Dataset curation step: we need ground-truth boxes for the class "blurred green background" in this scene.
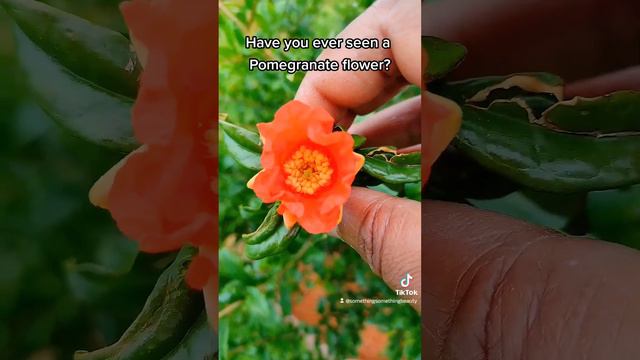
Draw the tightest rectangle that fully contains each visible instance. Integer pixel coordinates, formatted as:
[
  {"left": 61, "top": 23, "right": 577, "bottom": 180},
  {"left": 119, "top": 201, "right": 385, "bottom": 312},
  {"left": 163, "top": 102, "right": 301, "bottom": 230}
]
[
  {"left": 0, "top": 1, "right": 172, "bottom": 359},
  {"left": 218, "top": 0, "right": 421, "bottom": 359}
]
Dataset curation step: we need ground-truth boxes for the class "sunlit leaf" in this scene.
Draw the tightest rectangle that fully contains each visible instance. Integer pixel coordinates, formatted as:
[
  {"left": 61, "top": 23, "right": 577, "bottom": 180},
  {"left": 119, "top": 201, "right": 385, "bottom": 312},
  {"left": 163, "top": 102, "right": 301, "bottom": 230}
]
[
  {"left": 245, "top": 223, "right": 300, "bottom": 260},
  {"left": 352, "top": 134, "right": 366, "bottom": 148},
  {"left": 219, "top": 118, "right": 262, "bottom": 153},
  {"left": 361, "top": 155, "right": 420, "bottom": 184},
  {"left": 220, "top": 119, "right": 262, "bottom": 171},
  {"left": 222, "top": 131, "right": 262, "bottom": 171}
]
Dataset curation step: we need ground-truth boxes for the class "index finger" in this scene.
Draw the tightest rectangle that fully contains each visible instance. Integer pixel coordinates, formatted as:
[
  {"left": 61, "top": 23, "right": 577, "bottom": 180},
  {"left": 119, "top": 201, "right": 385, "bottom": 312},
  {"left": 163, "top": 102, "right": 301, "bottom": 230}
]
[{"left": 295, "top": 0, "right": 420, "bottom": 128}]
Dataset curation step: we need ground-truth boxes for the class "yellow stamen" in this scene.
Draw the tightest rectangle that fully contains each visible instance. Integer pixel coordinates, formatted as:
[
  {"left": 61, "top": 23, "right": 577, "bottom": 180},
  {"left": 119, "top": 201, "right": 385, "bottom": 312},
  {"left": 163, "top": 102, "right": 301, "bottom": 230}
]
[{"left": 283, "top": 145, "right": 333, "bottom": 195}]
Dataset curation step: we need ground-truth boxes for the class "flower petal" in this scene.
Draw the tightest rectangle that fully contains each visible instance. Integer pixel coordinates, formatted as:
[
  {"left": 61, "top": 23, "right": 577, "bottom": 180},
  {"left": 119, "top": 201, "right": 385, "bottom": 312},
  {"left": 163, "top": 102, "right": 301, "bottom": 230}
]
[
  {"left": 282, "top": 209, "right": 298, "bottom": 229},
  {"left": 109, "top": 138, "right": 215, "bottom": 253},
  {"left": 89, "top": 146, "right": 148, "bottom": 209},
  {"left": 249, "top": 100, "right": 363, "bottom": 234}
]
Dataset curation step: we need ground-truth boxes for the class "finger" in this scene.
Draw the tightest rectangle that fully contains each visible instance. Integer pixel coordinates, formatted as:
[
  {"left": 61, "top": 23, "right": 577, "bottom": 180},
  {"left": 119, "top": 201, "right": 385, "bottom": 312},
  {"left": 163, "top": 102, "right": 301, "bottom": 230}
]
[
  {"left": 422, "top": 200, "right": 554, "bottom": 357},
  {"left": 422, "top": 200, "right": 640, "bottom": 359},
  {"left": 423, "top": 0, "right": 640, "bottom": 81},
  {"left": 398, "top": 144, "right": 420, "bottom": 153},
  {"left": 565, "top": 65, "right": 640, "bottom": 98},
  {"left": 423, "top": 92, "right": 461, "bottom": 168},
  {"left": 334, "top": 187, "right": 421, "bottom": 311},
  {"left": 423, "top": 91, "right": 461, "bottom": 185},
  {"left": 296, "top": 0, "right": 420, "bottom": 128},
  {"left": 348, "top": 96, "right": 421, "bottom": 148}
]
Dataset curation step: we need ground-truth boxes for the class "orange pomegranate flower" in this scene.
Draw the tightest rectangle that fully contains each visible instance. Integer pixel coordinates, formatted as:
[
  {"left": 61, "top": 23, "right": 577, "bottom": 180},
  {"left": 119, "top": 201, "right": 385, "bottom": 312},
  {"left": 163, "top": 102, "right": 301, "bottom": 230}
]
[
  {"left": 89, "top": 0, "right": 217, "bottom": 326},
  {"left": 248, "top": 100, "right": 364, "bottom": 234}
]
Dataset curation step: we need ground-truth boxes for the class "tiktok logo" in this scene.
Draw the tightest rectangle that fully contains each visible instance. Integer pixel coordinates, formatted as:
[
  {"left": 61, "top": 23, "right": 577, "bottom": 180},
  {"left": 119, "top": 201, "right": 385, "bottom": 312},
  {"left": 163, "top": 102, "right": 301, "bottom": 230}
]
[
  {"left": 400, "top": 273, "right": 413, "bottom": 288},
  {"left": 396, "top": 273, "right": 417, "bottom": 295}
]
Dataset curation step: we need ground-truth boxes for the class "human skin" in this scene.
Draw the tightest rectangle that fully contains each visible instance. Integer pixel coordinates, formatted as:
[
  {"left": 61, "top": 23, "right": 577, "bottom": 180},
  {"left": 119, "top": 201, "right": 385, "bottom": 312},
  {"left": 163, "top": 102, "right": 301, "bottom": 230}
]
[
  {"left": 296, "top": 0, "right": 423, "bottom": 311},
  {"left": 423, "top": 201, "right": 640, "bottom": 359},
  {"left": 297, "top": 0, "right": 640, "bottom": 358}
]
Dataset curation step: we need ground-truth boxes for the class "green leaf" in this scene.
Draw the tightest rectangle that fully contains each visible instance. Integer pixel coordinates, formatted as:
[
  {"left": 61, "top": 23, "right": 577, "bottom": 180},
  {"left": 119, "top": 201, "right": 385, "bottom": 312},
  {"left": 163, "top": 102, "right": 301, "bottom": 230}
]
[
  {"left": 245, "top": 287, "right": 269, "bottom": 319},
  {"left": 367, "top": 183, "right": 399, "bottom": 196},
  {"left": 587, "top": 185, "right": 640, "bottom": 249},
  {"left": 241, "top": 203, "right": 281, "bottom": 245},
  {"left": 219, "top": 248, "right": 251, "bottom": 283},
  {"left": 359, "top": 146, "right": 397, "bottom": 160},
  {"left": 238, "top": 198, "right": 263, "bottom": 219},
  {"left": 222, "top": 131, "right": 261, "bottom": 171},
  {"left": 65, "top": 234, "right": 138, "bottom": 302},
  {"left": 355, "top": 147, "right": 421, "bottom": 186},
  {"left": 220, "top": 119, "right": 262, "bottom": 171},
  {"left": 2, "top": 0, "right": 141, "bottom": 97},
  {"left": 244, "top": 287, "right": 276, "bottom": 327},
  {"left": 541, "top": 91, "right": 640, "bottom": 135},
  {"left": 352, "top": 134, "right": 366, "bottom": 148},
  {"left": 390, "top": 152, "right": 420, "bottom": 166},
  {"left": 361, "top": 155, "right": 421, "bottom": 185},
  {"left": 242, "top": 203, "right": 300, "bottom": 260},
  {"left": 404, "top": 182, "right": 422, "bottom": 201},
  {"left": 74, "top": 247, "right": 204, "bottom": 360},
  {"left": 456, "top": 101, "right": 640, "bottom": 192},
  {"left": 279, "top": 285, "right": 292, "bottom": 316},
  {"left": 514, "top": 94, "right": 559, "bottom": 118},
  {"left": 245, "top": 223, "right": 300, "bottom": 260},
  {"left": 219, "top": 118, "right": 262, "bottom": 153},
  {"left": 432, "top": 72, "right": 564, "bottom": 105},
  {"left": 469, "top": 190, "right": 585, "bottom": 231},
  {"left": 12, "top": 26, "right": 137, "bottom": 150},
  {"left": 162, "top": 313, "right": 216, "bottom": 360},
  {"left": 219, "top": 280, "right": 244, "bottom": 306},
  {"left": 218, "top": 318, "right": 229, "bottom": 360},
  {"left": 422, "top": 36, "right": 466, "bottom": 81}
]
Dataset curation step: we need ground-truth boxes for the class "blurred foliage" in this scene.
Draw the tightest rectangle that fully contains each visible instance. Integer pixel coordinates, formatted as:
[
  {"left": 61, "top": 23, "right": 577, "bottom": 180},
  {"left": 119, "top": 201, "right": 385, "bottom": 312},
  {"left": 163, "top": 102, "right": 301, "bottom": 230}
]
[
  {"left": 0, "top": 2, "right": 170, "bottom": 359},
  {"left": 587, "top": 185, "right": 640, "bottom": 249},
  {"left": 219, "top": 0, "right": 421, "bottom": 359}
]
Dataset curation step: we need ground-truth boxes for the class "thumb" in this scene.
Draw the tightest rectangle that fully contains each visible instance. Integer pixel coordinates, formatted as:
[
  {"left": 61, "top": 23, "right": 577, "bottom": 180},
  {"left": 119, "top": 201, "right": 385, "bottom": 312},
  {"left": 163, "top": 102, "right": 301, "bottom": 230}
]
[
  {"left": 423, "top": 200, "right": 640, "bottom": 359},
  {"left": 334, "top": 187, "right": 421, "bottom": 311}
]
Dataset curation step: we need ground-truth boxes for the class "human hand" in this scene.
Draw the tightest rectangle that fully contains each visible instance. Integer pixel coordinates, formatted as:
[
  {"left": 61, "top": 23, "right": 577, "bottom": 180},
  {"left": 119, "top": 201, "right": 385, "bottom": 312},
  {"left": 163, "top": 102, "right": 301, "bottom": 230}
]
[
  {"left": 423, "top": 200, "right": 640, "bottom": 359},
  {"left": 295, "top": 0, "right": 423, "bottom": 311}
]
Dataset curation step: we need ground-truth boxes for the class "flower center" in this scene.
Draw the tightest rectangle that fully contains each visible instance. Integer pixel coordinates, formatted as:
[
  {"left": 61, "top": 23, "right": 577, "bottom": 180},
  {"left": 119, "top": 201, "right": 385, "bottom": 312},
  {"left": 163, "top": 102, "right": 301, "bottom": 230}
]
[{"left": 283, "top": 145, "right": 333, "bottom": 195}]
